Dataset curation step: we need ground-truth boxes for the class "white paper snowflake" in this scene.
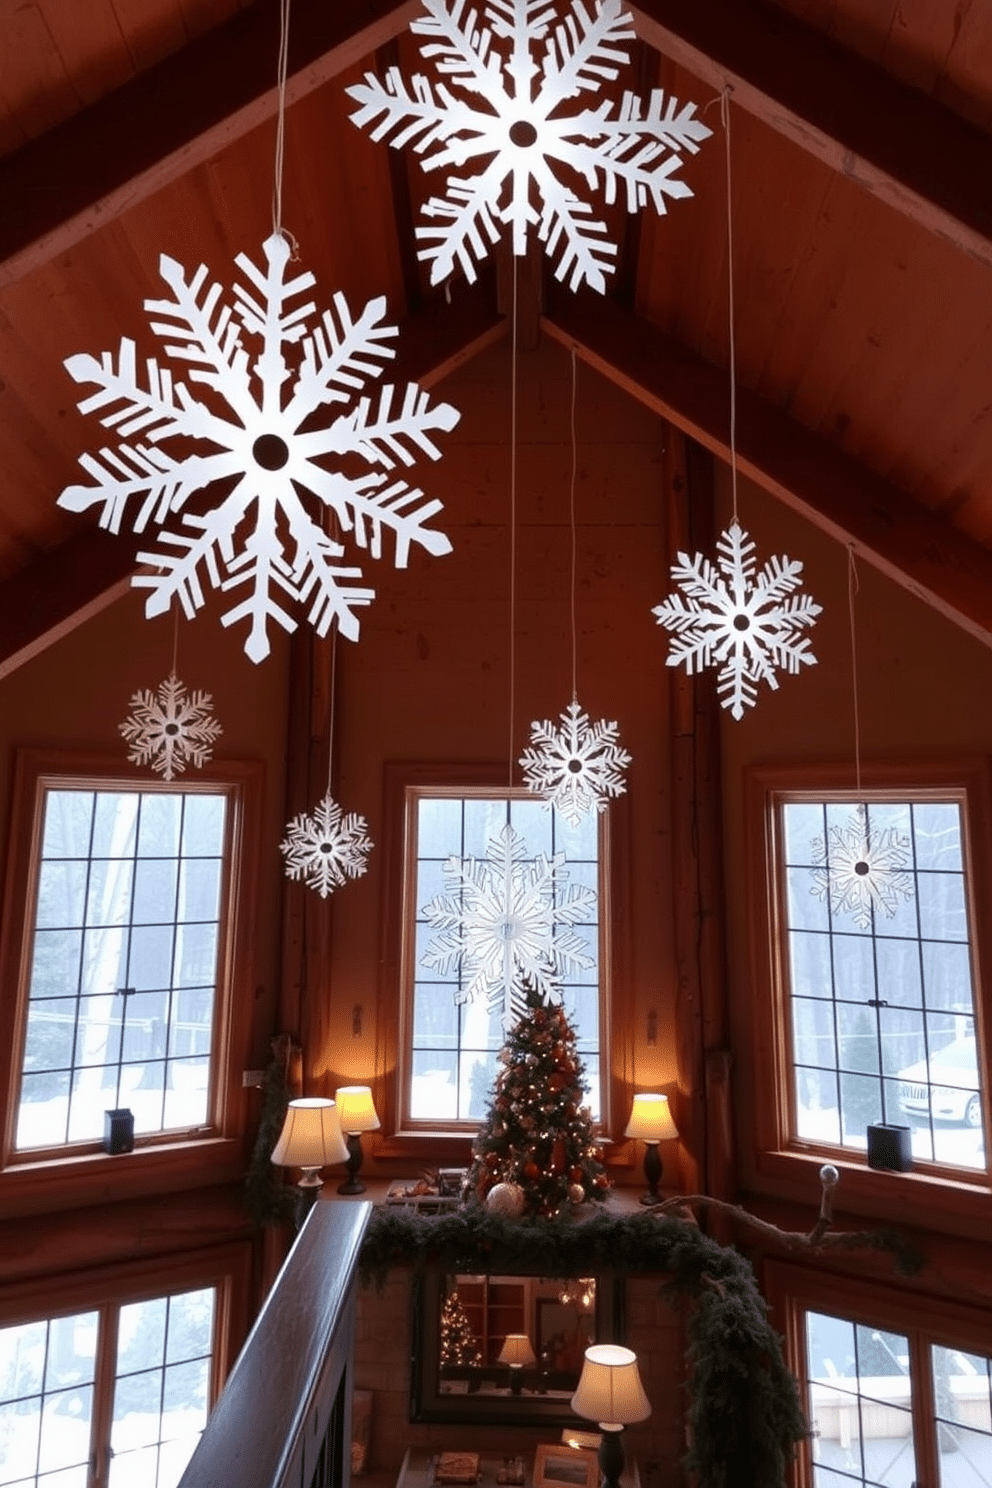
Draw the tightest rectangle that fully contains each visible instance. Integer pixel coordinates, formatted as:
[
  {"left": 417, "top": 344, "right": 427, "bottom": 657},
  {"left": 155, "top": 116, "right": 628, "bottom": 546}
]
[
  {"left": 57, "top": 233, "right": 459, "bottom": 663},
  {"left": 280, "top": 792, "right": 373, "bottom": 898},
  {"left": 119, "top": 672, "right": 222, "bottom": 781},
  {"left": 347, "top": 0, "right": 711, "bottom": 293},
  {"left": 811, "top": 808, "right": 914, "bottom": 930},
  {"left": 520, "top": 698, "right": 629, "bottom": 825},
  {"left": 652, "top": 520, "right": 822, "bottom": 720},
  {"left": 421, "top": 821, "right": 597, "bottom": 1026}
]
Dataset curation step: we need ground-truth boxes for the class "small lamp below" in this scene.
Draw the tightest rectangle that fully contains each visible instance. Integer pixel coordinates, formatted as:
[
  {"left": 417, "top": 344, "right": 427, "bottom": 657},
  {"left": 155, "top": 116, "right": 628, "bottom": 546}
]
[
  {"left": 271, "top": 1097, "right": 348, "bottom": 1228},
  {"left": 571, "top": 1344, "right": 651, "bottom": 1488},
  {"left": 334, "top": 1085, "right": 381, "bottom": 1195},
  {"left": 624, "top": 1093, "right": 678, "bottom": 1205},
  {"left": 498, "top": 1333, "right": 536, "bottom": 1396}
]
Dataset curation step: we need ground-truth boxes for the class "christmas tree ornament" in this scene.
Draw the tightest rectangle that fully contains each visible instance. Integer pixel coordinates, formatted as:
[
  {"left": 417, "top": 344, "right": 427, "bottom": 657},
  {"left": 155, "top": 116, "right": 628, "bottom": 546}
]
[
  {"left": 119, "top": 671, "right": 221, "bottom": 781},
  {"left": 420, "top": 821, "right": 597, "bottom": 1028},
  {"left": 348, "top": 0, "right": 711, "bottom": 293},
  {"left": 521, "top": 698, "right": 630, "bottom": 824},
  {"left": 810, "top": 805, "right": 913, "bottom": 931},
  {"left": 569, "top": 1182, "right": 585, "bottom": 1204},
  {"left": 281, "top": 791, "right": 372, "bottom": 899},
  {"left": 485, "top": 1180, "right": 525, "bottom": 1216}
]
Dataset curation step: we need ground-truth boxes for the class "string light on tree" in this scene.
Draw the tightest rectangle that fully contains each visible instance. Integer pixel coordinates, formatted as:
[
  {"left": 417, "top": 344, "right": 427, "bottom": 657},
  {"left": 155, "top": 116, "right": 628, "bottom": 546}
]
[{"left": 440, "top": 1290, "right": 482, "bottom": 1368}]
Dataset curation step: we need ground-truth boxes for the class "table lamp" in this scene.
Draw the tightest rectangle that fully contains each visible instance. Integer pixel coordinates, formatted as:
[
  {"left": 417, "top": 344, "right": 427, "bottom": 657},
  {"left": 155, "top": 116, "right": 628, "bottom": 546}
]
[
  {"left": 271, "top": 1097, "right": 348, "bottom": 1227},
  {"left": 571, "top": 1344, "right": 651, "bottom": 1488},
  {"left": 334, "top": 1085, "right": 381, "bottom": 1194},
  {"left": 624, "top": 1092, "right": 678, "bottom": 1205},
  {"left": 498, "top": 1333, "right": 536, "bottom": 1395}
]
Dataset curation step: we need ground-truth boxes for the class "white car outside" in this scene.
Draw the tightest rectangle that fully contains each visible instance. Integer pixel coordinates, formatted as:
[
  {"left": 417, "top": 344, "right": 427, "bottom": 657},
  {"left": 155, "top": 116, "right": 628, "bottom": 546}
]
[{"left": 897, "top": 1037, "right": 981, "bottom": 1128}]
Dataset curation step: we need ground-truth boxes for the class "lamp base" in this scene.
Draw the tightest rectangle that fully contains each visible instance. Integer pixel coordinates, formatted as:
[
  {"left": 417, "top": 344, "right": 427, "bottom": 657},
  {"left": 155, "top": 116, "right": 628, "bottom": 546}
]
[
  {"left": 598, "top": 1428, "right": 625, "bottom": 1488},
  {"left": 638, "top": 1141, "right": 662, "bottom": 1205},
  {"left": 337, "top": 1132, "right": 366, "bottom": 1195}
]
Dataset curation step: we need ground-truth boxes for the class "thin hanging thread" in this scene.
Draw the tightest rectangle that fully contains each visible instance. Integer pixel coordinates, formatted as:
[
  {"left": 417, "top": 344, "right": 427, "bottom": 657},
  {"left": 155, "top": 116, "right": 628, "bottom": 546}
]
[
  {"left": 847, "top": 544, "right": 862, "bottom": 796},
  {"left": 569, "top": 346, "right": 578, "bottom": 703},
  {"left": 721, "top": 87, "right": 739, "bottom": 527},
  {"left": 327, "top": 625, "right": 338, "bottom": 798},
  {"left": 508, "top": 255, "right": 518, "bottom": 790},
  {"left": 272, "top": 0, "right": 291, "bottom": 239},
  {"left": 170, "top": 602, "right": 179, "bottom": 678}
]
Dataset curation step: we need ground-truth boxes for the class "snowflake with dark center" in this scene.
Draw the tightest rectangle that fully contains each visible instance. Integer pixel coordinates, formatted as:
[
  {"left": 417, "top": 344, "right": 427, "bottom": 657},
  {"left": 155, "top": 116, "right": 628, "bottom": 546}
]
[
  {"left": 348, "top": 0, "right": 711, "bottom": 292},
  {"left": 811, "top": 808, "right": 914, "bottom": 930},
  {"left": 280, "top": 792, "right": 373, "bottom": 898},
  {"left": 652, "top": 519, "right": 822, "bottom": 719},
  {"left": 420, "top": 821, "right": 597, "bottom": 1026},
  {"left": 119, "top": 672, "right": 222, "bottom": 780},
  {"left": 520, "top": 698, "right": 630, "bottom": 824},
  {"left": 58, "top": 233, "right": 459, "bottom": 663}
]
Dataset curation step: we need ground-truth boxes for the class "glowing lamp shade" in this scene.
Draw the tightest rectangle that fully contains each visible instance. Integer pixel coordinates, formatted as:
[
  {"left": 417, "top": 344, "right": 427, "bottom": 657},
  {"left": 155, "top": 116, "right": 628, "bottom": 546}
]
[
  {"left": 335, "top": 1085, "right": 381, "bottom": 1134},
  {"left": 498, "top": 1334, "right": 537, "bottom": 1368},
  {"left": 624, "top": 1093, "right": 678, "bottom": 1142},
  {"left": 571, "top": 1345, "right": 651, "bottom": 1431},
  {"left": 271, "top": 1098, "right": 348, "bottom": 1182}
]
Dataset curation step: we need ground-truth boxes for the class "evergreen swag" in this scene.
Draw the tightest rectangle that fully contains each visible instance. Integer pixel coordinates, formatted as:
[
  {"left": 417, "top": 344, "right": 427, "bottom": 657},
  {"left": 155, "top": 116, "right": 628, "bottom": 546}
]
[
  {"left": 467, "top": 985, "right": 609, "bottom": 1217},
  {"left": 359, "top": 1206, "right": 809, "bottom": 1488},
  {"left": 244, "top": 1049, "right": 296, "bottom": 1228}
]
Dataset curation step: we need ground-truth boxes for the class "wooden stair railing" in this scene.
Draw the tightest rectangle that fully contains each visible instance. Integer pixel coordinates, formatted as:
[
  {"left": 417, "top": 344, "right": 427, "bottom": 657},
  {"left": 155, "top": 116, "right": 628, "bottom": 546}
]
[{"left": 180, "top": 1200, "right": 372, "bottom": 1488}]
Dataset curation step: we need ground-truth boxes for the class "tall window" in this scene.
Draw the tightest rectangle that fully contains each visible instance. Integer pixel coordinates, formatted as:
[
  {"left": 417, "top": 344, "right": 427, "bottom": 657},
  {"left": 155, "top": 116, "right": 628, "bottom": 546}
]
[
  {"left": 0, "top": 1285, "right": 217, "bottom": 1488},
  {"left": 399, "top": 788, "right": 605, "bottom": 1131},
  {"left": 775, "top": 791, "right": 986, "bottom": 1174}
]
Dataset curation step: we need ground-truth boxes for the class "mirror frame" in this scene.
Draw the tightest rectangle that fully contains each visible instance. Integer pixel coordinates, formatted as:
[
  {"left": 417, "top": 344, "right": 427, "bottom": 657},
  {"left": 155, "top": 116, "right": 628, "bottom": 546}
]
[{"left": 410, "top": 1269, "right": 625, "bottom": 1426}]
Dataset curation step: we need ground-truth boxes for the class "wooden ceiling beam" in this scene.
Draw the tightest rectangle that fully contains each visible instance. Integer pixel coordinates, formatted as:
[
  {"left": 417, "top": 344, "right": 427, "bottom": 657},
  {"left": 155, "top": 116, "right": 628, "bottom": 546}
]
[
  {"left": 543, "top": 303, "right": 992, "bottom": 649},
  {"left": 631, "top": 0, "right": 992, "bottom": 264},
  {"left": 0, "top": 294, "right": 505, "bottom": 680},
  {"left": 0, "top": 0, "right": 417, "bottom": 288}
]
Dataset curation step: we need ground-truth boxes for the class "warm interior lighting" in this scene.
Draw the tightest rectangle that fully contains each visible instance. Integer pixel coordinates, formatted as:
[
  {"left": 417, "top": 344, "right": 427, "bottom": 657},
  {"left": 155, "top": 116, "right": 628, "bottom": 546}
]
[
  {"left": 334, "top": 1085, "right": 381, "bottom": 1195},
  {"left": 624, "top": 1092, "right": 678, "bottom": 1205},
  {"left": 271, "top": 1098, "right": 349, "bottom": 1227},
  {"left": 572, "top": 1345, "right": 651, "bottom": 1488},
  {"left": 498, "top": 1333, "right": 537, "bottom": 1368}
]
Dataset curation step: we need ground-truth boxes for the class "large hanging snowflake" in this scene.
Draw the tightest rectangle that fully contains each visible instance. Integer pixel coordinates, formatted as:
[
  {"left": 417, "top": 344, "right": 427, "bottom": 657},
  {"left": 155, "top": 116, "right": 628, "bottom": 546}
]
[
  {"left": 347, "top": 0, "right": 711, "bottom": 293},
  {"left": 57, "top": 233, "right": 459, "bottom": 663},
  {"left": 652, "top": 520, "right": 822, "bottom": 720},
  {"left": 520, "top": 698, "right": 630, "bottom": 825},
  {"left": 119, "top": 672, "right": 222, "bottom": 781},
  {"left": 421, "top": 822, "right": 597, "bottom": 1026},
  {"left": 811, "top": 808, "right": 914, "bottom": 930},
  {"left": 281, "top": 792, "right": 373, "bottom": 898}
]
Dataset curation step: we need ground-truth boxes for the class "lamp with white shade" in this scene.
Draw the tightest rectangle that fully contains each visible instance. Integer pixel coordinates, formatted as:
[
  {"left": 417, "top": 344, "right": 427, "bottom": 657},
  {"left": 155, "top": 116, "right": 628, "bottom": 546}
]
[
  {"left": 334, "top": 1085, "right": 381, "bottom": 1195},
  {"left": 270, "top": 1097, "right": 349, "bottom": 1227},
  {"left": 498, "top": 1332, "right": 536, "bottom": 1395},
  {"left": 571, "top": 1344, "right": 651, "bottom": 1488},
  {"left": 624, "top": 1092, "right": 678, "bottom": 1205}
]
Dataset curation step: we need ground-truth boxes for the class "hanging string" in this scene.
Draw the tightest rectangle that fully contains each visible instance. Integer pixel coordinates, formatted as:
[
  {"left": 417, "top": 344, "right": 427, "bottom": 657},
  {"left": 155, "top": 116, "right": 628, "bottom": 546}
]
[
  {"left": 327, "top": 623, "right": 338, "bottom": 798},
  {"left": 272, "top": 0, "right": 292, "bottom": 240},
  {"left": 508, "top": 254, "right": 519, "bottom": 790},
  {"left": 170, "top": 601, "right": 179, "bottom": 678},
  {"left": 721, "top": 87, "right": 739, "bottom": 527},
  {"left": 847, "top": 544, "right": 862, "bottom": 796},
  {"left": 569, "top": 346, "right": 578, "bottom": 703}
]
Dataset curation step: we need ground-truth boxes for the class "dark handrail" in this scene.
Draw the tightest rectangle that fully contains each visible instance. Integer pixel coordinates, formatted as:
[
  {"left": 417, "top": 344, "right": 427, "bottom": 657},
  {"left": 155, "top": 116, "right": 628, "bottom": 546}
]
[{"left": 180, "top": 1199, "right": 372, "bottom": 1488}]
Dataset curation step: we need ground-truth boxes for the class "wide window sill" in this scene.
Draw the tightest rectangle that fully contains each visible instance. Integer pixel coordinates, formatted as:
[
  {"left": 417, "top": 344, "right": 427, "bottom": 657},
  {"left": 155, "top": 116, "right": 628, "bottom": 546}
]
[{"left": 0, "top": 1134, "right": 245, "bottom": 1220}]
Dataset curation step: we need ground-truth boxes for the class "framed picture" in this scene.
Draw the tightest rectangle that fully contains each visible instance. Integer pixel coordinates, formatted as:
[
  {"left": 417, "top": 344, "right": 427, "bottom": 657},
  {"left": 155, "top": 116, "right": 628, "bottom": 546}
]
[{"left": 534, "top": 1444, "right": 599, "bottom": 1488}]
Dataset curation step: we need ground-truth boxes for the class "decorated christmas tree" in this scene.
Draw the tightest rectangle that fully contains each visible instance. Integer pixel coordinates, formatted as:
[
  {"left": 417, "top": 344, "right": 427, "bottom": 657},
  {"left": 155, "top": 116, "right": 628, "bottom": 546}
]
[
  {"left": 468, "top": 985, "right": 609, "bottom": 1218},
  {"left": 439, "top": 1289, "right": 481, "bottom": 1368}
]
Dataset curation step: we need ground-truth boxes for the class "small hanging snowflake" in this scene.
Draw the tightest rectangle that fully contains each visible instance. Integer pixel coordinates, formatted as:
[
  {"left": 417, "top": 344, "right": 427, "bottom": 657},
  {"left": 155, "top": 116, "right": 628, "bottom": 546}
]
[
  {"left": 58, "top": 233, "right": 459, "bottom": 663},
  {"left": 280, "top": 792, "right": 373, "bottom": 898},
  {"left": 652, "top": 519, "right": 822, "bottom": 720},
  {"left": 520, "top": 698, "right": 630, "bottom": 825},
  {"left": 119, "top": 672, "right": 222, "bottom": 781},
  {"left": 421, "top": 821, "right": 596, "bottom": 1027},
  {"left": 811, "top": 807, "right": 914, "bottom": 930},
  {"left": 347, "top": 0, "right": 711, "bottom": 293}
]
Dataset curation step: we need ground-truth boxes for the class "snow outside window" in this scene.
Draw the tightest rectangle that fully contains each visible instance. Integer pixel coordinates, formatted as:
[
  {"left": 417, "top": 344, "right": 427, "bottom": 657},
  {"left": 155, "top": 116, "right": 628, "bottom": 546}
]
[
  {"left": 401, "top": 790, "right": 604, "bottom": 1130},
  {"left": 779, "top": 795, "right": 987, "bottom": 1174}
]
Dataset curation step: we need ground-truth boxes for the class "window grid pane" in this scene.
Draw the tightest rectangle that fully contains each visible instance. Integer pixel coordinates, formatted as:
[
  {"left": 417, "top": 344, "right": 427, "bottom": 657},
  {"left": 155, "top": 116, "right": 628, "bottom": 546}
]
[
  {"left": 410, "top": 793, "right": 601, "bottom": 1124},
  {"left": 782, "top": 799, "right": 985, "bottom": 1171},
  {"left": 16, "top": 787, "right": 227, "bottom": 1151},
  {"left": 804, "top": 1309, "right": 916, "bottom": 1488},
  {"left": 932, "top": 1344, "right": 992, "bottom": 1486},
  {"left": 0, "top": 1310, "right": 98, "bottom": 1487}
]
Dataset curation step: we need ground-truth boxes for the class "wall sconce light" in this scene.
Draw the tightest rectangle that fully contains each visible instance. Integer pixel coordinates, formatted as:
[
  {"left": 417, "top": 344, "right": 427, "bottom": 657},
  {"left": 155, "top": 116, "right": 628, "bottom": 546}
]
[
  {"left": 571, "top": 1344, "right": 651, "bottom": 1488},
  {"left": 624, "top": 1092, "right": 678, "bottom": 1205},
  {"left": 271, "top": 1097, "right": 349, "bottom": 1227},
  {"left": 498, "top": 1333, "right": 536, "bottom": 1395},
  {"left": 334, "top": 1085, "right": 381, "bottom": 1195}
]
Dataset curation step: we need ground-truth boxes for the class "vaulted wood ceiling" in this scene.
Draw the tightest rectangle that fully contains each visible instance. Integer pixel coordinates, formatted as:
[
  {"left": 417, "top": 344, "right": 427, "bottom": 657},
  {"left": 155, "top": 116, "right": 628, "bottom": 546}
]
[{"left": 2, "top": 0, "right": 992, "bottom": 677}]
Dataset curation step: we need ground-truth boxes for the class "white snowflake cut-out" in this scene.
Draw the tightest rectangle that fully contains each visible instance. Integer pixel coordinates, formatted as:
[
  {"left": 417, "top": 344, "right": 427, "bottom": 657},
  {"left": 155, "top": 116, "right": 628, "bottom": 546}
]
[
  {"left": 347, "top": 0, "right": 712, "bottom": 293},
  {"left": 119, "top": 672, "right": 222, "bottom": 781},
  {"left": 810, "top": 808, "right": 914, "bottom": 930},
  {"left": 520, "top": 698, "right": 630, "bottom": 825},
  {"left": 280, "top": 792, "right": 373, "bottom": 899},
  {"left": 652, "top": 520, "right": 822, "bottom": 720},
  {"left": 420, "top": 821, "right": 597, "bottom": 1027},
  {"left": 57, "top": 233, "right": 460, "bottom": 663}
]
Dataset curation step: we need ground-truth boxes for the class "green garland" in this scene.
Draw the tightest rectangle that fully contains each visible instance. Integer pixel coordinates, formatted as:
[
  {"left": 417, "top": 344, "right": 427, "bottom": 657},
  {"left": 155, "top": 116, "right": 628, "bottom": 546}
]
[
  {"left": 244, "top": 1054, "right": 296, "bottom": 1228},
  {"left": 359, "top": 1207, "right": 808, "bottom": 1488}
]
